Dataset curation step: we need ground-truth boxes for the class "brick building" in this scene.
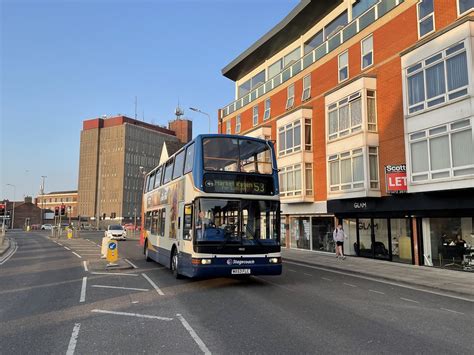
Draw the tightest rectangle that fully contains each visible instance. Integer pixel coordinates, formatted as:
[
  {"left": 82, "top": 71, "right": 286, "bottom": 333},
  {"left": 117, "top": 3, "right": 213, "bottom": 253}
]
[
  {"left": 219, "top": 0, "right": 474, "bottom": 270},
  {"left": 35, "top": 190, "right": 78, "bottom": 218},
  {"left": 77, "top": 115, "right": 187, "bottom": 226},
  {"left": 2, "top": 197, "right": 42, "bottom": 229}
]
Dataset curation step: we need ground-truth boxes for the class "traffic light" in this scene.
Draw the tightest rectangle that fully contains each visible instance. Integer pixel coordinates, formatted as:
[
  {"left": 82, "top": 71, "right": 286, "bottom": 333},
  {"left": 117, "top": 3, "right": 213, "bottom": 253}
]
[
  {"left": 54, "top": 206, "right": 59, "bottom": 216},
  {"left": 60, "top": 205, "right": 66, "bottom": 216},
  {"left": 0, "top": 203, "right": 5, "bottom": 215}
]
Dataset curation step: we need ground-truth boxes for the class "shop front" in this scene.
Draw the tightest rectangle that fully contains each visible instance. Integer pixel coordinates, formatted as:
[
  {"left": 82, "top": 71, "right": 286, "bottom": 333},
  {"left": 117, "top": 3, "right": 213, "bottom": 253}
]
[
  {"left": 327, "top": 188, "right": 474, "bottom": 271},
  {"left": 288, "top": 216, "right": 335, "bottom": 252}
]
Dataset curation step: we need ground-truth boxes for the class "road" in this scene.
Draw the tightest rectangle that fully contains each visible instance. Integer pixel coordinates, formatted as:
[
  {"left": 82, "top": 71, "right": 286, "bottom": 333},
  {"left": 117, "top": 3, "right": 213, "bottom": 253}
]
[{"left": 0, "top": 231, "right": 472, "bottom": 354}]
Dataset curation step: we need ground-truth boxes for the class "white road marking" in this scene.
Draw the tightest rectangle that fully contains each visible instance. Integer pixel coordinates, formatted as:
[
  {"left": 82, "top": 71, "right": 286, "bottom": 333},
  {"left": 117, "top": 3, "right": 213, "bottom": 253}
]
[
  {"left": 80, "top": 277, "right": 87, "bottom": 302},
  {"left": 369, "top": 289, "right": 385, "bottom": 295},
  {"left": 303, "top": 273, "right": 312, "bottom": 276},
  {"left": 285, "top": 260, "right": 474, "bottom": 303},
  {"left": 176, "top": 314, "right": 211, "bottom": 355},
  {"left": 0, "top": 240, "right": 18, "bottom": 265},
  {"left": 72, "top": 252, "right": 82, "bottom": 259},
  {"left": 91, "top": 272, "right": 138, "bottom": 277},
  {"left": 321, "top": 277, "right": 332, "bottom": 281},
  {"left": 64, "top": 246, "right": 71, "bottom": 250},
  {"left": 57, "top": 243, "right": 63, "bottom": 246},
  {"left": 287, "top": 269, "right": 297, "bottom": 273},
  {"left": 124, "top": 258, "right": 139, "bottom": 269},
  {"left": 254, "top": 276, "right": 295, "bottom": 292},
  {"left": 66, "top": 323, "right": 81, "bottom": 355},
  {"left": 83, "top": 261, "right": 88, "bottom": 272},
  {"left": 440, "top": 308, "right": 465, "bottom": 315},
  {"left": 400, "top": 297, "right": 419, "bottom": 304},
  {"left": 343, "top": 283, "right": 357, "bottom": 288},
  {"left": 91, "top": 309, "right": 173, "bottom": 321},
  {"left": 92, "top": 285, "right": 149, "bottom": 292},
  {"left": 142, "top": 273, "right": 164, "bottom": 295}
]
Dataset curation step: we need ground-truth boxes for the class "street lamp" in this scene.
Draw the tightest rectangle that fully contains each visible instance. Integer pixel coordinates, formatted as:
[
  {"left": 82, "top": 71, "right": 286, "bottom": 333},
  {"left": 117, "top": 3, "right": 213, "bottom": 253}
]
[
  {"left": 189, "top": 107, "right": 211, "bottom": 134},
  {"left": 6, "top": 184, "right": 16, "bottom": 229},
  {"left": 40, "top": 176, "right": 47, "bottom": 225}
]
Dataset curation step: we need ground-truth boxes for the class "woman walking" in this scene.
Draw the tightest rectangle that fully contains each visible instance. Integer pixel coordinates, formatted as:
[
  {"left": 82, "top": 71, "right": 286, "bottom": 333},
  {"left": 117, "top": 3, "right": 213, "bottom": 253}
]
[{"left": 333, "top": 224, "right": 346, "bottom": 260}]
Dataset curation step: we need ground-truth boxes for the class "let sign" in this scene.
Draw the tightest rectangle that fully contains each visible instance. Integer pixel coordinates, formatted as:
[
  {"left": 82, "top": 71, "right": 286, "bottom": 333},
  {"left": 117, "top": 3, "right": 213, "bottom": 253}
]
[{"left": 385, "top": 164, "right": 407, "bottom": 194}]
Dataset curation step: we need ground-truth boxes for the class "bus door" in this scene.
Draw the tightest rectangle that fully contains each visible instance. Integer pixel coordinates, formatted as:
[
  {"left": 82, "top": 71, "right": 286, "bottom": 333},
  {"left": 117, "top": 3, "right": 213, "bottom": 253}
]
[{"left": 179, "top": 202, "right": 193, "bottom": 253}]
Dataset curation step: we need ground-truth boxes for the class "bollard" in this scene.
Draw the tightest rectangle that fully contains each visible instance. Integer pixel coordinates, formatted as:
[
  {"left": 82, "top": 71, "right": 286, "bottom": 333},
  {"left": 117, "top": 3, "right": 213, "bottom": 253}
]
[
  {"left": 106, "top": 239, "right": 119, "bottom": 267},
  {"left": 67, "top": 229, "right": 73, "bottom": 239},
  {"left": 101, "top": 236, "right": 111, "bottom": 259}
]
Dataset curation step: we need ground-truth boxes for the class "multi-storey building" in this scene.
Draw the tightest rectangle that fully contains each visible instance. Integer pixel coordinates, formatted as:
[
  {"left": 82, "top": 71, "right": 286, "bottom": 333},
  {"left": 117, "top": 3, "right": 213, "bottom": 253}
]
[
  {"left": 77, "top": 115, "right": 185, "bottom": 225},
  {"left": 219, "top": 0, "right": 474, "bottom": 270},
  {"left": 35, "top": 190, "right": 78, "bottom": 218}
]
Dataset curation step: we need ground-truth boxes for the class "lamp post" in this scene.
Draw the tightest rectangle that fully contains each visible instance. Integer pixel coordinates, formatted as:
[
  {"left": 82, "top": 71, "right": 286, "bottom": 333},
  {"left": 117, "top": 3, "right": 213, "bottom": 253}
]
[
  {"left": 189, "top": 107, "right": 211, "bottom": 134},
  {"left": 6, "top": 184, "right": 16, "bottom": 229},
  {"left": 139, "top": 166, "right": 147, "bottom": 242},
  {"left": 40, "top": 176, "right": 47, "bottom": 225}
]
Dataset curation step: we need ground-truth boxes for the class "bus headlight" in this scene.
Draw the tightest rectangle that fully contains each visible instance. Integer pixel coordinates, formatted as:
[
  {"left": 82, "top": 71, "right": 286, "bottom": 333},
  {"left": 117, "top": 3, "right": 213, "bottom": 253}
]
[
  {"left": 268, "top": 257, "right": 281, "bottom": 264},
  {"left": 201, "top": 259, "right": 212, "bottom": 265},
  {"left": 192, "top": 258, "right": 212, "bottom": 265}
]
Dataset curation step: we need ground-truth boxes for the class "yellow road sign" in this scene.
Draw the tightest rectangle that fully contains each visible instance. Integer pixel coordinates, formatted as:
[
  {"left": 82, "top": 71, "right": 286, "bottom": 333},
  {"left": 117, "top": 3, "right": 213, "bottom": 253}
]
[{"left": 106, "top": 240, "right": 118, "bottom": 263}]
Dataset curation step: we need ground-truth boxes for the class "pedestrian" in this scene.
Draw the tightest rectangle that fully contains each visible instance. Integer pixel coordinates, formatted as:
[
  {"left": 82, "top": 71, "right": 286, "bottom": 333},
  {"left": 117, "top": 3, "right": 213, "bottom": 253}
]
[{"left": 333, "top": 224, "right": 346, "bottom": 260}]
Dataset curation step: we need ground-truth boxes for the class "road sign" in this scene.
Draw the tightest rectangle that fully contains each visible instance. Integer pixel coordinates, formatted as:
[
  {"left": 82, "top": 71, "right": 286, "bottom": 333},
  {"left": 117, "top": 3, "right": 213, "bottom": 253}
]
[{"left": 106, "top": 240, "right": 118, "bottom": 263}]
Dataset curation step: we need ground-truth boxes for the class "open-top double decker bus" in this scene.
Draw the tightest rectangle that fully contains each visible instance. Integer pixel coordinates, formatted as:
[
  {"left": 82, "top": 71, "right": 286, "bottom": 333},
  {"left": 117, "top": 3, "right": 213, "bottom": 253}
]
[{"left": 141, "top": 134, "right": 282, "bottom": 278}]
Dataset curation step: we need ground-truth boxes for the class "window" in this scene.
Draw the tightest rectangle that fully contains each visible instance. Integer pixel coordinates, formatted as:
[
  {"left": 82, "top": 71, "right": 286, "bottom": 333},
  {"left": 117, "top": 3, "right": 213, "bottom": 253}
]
[
  {"left": 226, "top": 120, "right": 231, "bottom": 134},
  {"left": 302, "top": 74, "right": 311, "bottom": 101},
  {"left": 147, "top": 173, "right": 155, "bottom": 192},
  {"left": 278, "top": 121, "right": 301, "bottom": 156},
  {"left": 286, "top": 84, "right": 295, "bottom": 110},
  {"left": 361, "top": 35, "right": 373, "bottom": 69},
  {"left": 264, "top": 98, "right": 271, "bottom": 120},
  {"left": 279, "top": 164, "right": 302, "bottom": 196},
  {"left": 159, "top": 209, "right": 166, "bottom": 237},
  {"left": 368, "top": 147, "right": 379, "bottom": 188},
  {"left": 338, "top": 51, "right": 349, "bottom": 82},
  {"left": 328, "top": 91, "right": 362, "bottom": 140},
  {"left": 163, "top": 159, "right": 174, "bottom": 184},
  {"left": 154, "top": 167, "right": 162, "bottom": 188},
  {"left": 305, "top": 163, "right": 313, "bottom": 195},
  {"left": 418, "top": 0, "right": 434, "bottom": 38},
  {"left": 172, "top": 150, "right": 185, "bottom": 180},
  {"left": 458, "top": 0, "right": 474, "bottom": 15},
  {"left": 409, "top": 119, "right": 474, "bottom": 182},
  {"left": 235, "top": 115, "right": 241, "bottom": 133},
  {"left": 305, "top": 118, "right": 312, "bottom": 151},
  {"left": 304, "top": 30, "right": 323, "bottom": 54},
  {"left": 367, "top": 90, "right": 377, "bottom": 131},
  {"left": 328, "top": 148, "right": 366, "bottom": 192},
  {"left": 268, "top": 59, "right": 283, "bottom": 79},
  {"left": 324, "top": 11, "right": 348, "bottom": 39},
  {"left": 284, "top": 48, "right": 300, "bottom": 68},
  {"left": 352, "top": 0, "right": 378, "bottom": 19},
  {"left": 252, "top": 105, "right": 259, "bottom": 126},
  {"left": 184, "top": 143, "right": 194, "bottom": 174},
  {"left": 237, "top": 70, "right": 266, "bottom": 98},
  {"left": 183, "top": 204, "right": 193, "bottom": 240},
  {"left": 406, "top": 42, "right": 469, "bottom": 114},
  {"left": 267, "top": 48, "right": 300, "bottom": 80}
]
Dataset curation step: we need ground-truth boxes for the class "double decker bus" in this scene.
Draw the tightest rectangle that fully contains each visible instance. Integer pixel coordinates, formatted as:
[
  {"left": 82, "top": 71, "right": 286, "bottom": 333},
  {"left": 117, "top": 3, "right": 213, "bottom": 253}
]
[{"left": 141, "top": 134, "right": 282, "bottom": 278}]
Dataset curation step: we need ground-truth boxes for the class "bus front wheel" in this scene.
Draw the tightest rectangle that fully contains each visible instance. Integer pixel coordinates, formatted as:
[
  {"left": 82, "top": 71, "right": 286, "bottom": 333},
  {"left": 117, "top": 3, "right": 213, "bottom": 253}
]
[{"left": 171, "top": 248, "right": 182, "bottom": 279}]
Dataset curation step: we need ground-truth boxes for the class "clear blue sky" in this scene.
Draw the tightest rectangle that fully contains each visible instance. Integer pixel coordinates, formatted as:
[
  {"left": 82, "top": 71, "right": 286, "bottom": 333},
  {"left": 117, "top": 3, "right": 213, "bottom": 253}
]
[{"left": 1, "top": 0, "right": 298, "bottom": 200}]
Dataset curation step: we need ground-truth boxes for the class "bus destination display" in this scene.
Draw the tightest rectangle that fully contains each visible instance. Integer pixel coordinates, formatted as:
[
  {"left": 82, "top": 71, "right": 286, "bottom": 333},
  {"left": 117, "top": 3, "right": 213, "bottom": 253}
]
[{"left": 203, "top": 173, "right": 273, "bottom": 195}]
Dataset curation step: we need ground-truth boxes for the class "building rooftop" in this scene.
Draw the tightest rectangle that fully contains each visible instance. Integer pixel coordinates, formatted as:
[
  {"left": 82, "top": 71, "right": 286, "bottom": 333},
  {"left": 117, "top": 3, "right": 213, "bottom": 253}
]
[
  {"left": 222, "top": 0, "right": 341, "bottom": 81},
  {"left": 83, "top": 115, "right": 176, "bottom": 136}
]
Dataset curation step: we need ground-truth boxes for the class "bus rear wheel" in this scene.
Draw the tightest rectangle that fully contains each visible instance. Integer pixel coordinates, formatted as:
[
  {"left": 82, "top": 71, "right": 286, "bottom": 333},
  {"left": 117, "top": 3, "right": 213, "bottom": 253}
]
[{"left": 171, "top": 248, "right": 182, "bottom": 279}]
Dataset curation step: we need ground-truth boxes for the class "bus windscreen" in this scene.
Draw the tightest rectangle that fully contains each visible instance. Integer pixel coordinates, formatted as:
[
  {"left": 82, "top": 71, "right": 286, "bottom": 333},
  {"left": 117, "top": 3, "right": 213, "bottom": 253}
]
[{"left": 203, "top": 137, "right": 273, "bottom": 174}]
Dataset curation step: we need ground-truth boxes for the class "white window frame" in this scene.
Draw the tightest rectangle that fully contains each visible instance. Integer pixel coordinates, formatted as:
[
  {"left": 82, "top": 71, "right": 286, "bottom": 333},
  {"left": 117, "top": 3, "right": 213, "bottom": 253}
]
[
  {"left": 417, "top": 0, "right": 435, "bottom": 39},
  {"left": 252, "top": 105, "right": 259, "bottom": 126},
  {"left": 406, "top": 41, "right": 469, "bottom": 115},
  {"left": 235, "top": 114, "right": 241, "bottom": 133},
  {"left": 278, "top": 120, "right": 302, "bottom": 156},
  {"left": 361, "top": 35, "right": 373, "bottom": 70},
  {"left": 457, "top": 0, "right": 474, "bottom": 16},
  {"left": 409, "top": 119, "right": 474, "bottom": 182},
  {"left": 368, "top": 147, "right": 379, "bottom": 189},
  {"left": 338, "top": 50, "right": 349, "bottom": 82},
  {"left": 226, "top": 119, "right": 231, "bottom": 134},
  {"left": 286, "top": 84, "right": 295, "bottom": 110},
  {"left": 328, "top": 148, "right": 370, "bottom": 192},
  {"left": 279, "top": 163, "right": 303, "bottom": 197},
  {"left": 305, "top": 163, "right": 313, "bottom": 196},
  {"left": 302, "top": 74, "right": 311, "bottom": 101},
  {"left": 367, "top": 90, "right": 377, "bottom": 132},
  {"left": 327, "top": 91, "right": 363, "bottom": 140},
  {"left": 264, "top": 98, "right": 271, "bottom": 120}
]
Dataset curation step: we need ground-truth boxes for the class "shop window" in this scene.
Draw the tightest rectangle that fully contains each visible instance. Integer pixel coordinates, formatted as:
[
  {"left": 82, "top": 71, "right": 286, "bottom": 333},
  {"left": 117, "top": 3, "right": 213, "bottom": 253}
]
[
  {"left": 290, "top": 217, "right": 310, "bottom": 250},
  {"left": 263, "top": 98, "right": 271, "bottom": 120},
  {"left": 418, "top": 0, "right": 434, "bottom": 38},
  {"left": 391, "top": 219, "right": 413, "bottom": 264},
  {"left": 409, "top": 119, "right": 474, "bottom": 182},
  {"left": 406, "top": 41, "right": 468, "bottom": 114},
  {"left": 311, "top": 217, "right": 335, "bottom": 253}
]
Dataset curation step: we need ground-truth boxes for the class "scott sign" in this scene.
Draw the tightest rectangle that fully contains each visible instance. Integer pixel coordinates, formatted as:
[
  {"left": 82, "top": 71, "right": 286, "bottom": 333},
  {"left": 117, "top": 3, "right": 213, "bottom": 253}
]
[{"left": 385, "top": 164, "right": 407, "bottom": 194}]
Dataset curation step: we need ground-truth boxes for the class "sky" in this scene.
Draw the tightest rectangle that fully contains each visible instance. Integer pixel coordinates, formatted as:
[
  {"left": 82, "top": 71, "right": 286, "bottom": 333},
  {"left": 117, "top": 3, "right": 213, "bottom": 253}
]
[{"left": 1, "top": 0, "right": 299, "bottom": 200}]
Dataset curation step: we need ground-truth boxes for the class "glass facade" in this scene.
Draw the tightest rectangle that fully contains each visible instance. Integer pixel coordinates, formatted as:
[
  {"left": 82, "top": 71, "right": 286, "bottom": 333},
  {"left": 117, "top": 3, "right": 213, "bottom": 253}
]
[
  {"left": 289, "top": 216, "right": 334, "bottom": 251},
  {"left": 290, "top": 217, "right": 311, "bottom": 250},
  {"left": 391, "top": 219, "right": 412, "bottom": 264},
  {"left": 422, "top": 217, "right": 474, "bottom": 271}
]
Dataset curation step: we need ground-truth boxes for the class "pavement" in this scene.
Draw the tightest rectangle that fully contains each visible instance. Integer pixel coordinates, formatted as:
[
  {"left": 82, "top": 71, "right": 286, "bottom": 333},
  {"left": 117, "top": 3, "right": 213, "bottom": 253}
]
[
  {"left": 282, "top": 248, "right": 474, "bottom": 300},
  {"left": 0, "top": 236, "right": 10, "bottom": 256}
]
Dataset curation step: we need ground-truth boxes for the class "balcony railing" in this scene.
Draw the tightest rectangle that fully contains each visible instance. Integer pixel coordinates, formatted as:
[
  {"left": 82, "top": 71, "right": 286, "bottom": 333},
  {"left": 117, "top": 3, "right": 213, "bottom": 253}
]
[{"left": 221, "top": 0, "right": 404, "bottom": 119}]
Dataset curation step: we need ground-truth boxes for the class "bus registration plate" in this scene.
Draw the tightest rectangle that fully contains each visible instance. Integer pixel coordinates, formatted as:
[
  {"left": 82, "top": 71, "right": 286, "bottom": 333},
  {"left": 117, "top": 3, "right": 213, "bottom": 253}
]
[{"left": 231, "top": 269, "right": 251, "bottom": 275}]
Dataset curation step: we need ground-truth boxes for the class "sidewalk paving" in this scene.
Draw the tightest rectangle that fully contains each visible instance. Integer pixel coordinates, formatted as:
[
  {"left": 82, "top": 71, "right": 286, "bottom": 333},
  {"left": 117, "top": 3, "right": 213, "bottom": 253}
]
[
  {"left": 282, "top": 248, "right": 474, "bottom": 300},
  {"left": 0, "top": 237, "right": 10, "bottom": 256}
]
